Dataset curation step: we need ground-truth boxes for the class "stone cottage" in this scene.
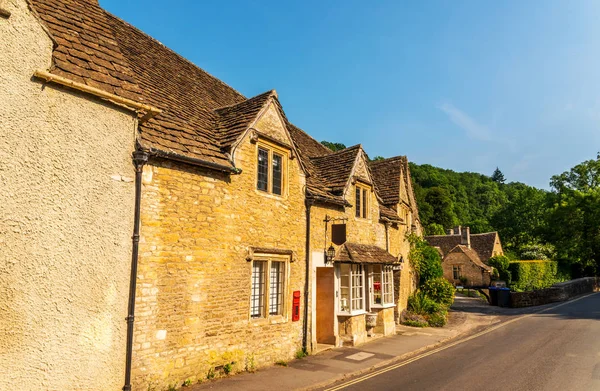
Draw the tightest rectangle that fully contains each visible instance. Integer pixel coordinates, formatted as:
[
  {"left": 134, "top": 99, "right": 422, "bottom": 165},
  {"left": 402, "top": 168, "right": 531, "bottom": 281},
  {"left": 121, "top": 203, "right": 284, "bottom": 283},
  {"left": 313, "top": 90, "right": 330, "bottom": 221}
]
[
  {"left": 425, "top": 226, "right": 502, "bottom": 287},
  {"left": 1, "top": 0, "right": 423, "bottom": 390}
]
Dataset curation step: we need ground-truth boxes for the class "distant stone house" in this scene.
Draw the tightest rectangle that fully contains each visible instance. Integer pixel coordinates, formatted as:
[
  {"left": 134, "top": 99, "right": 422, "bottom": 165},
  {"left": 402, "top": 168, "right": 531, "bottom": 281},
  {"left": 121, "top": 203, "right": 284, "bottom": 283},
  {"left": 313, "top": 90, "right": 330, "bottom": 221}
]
[
  {"left": 1, "top": 1, "right": 423, "bottom": 390},
  {"left": 425, "top": 226, "right": 502, "bottom": 287}
]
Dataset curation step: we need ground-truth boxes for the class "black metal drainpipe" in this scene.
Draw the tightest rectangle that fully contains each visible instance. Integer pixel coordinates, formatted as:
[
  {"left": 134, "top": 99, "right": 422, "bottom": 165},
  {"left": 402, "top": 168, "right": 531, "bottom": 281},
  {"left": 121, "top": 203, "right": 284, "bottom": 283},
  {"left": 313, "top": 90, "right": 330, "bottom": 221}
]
[
  {"left": 302, "top": 198, "right": 313, "bottom": 353},
  {"left": 123, "top": 150, "right": 148, "bottom": 391}
]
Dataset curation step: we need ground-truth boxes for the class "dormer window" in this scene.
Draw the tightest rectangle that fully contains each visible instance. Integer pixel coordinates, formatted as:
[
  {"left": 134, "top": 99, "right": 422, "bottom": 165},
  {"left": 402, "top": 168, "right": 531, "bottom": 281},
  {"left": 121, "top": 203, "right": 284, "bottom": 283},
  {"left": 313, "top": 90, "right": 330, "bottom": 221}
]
[
  {"left": 257, "top": 143, "right": 286, "bottom": 196},
  {"left": 355, "top": 184, "right": 370, "bottom": 218}
]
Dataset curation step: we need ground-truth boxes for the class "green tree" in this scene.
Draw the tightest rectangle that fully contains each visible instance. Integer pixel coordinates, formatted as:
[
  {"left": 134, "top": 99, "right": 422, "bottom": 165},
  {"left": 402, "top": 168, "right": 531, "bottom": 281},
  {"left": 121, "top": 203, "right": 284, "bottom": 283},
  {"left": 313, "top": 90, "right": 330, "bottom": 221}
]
[
  {"left": 320, "top": 141, "right": 347, "bottom": 152},
  {"left": 424, "top": 187, "right": 456, "bottom": 229},
  {"left": 491, "top": 167, "right": 505, "bottom": 184},
  {"left": 546, "top": 153, "right": 600, "bottom": 276}
]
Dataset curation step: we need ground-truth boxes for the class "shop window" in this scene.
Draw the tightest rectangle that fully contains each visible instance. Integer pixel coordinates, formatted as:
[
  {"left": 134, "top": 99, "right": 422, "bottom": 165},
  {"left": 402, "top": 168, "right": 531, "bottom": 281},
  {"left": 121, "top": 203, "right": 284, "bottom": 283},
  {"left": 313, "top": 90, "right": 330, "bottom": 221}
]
[
  {"left": 370, "top": 265, "right": 394, "bottom": 307},
  {"left": 256, "top": 143, "right": 286, "bottom": 196},
  {"left": 355, "top": 184, "right": 370, "bottom": 218},
  {"left": 251, "top": 256, "right": 288, "bottom": 319},
  {"left": 339, "top": 263, "right": 365, "bottom": 314}
]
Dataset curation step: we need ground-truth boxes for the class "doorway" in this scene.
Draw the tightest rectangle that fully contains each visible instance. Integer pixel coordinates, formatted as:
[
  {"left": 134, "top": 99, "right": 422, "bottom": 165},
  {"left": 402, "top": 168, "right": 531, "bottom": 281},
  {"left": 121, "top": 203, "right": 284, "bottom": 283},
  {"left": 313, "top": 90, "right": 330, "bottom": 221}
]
[{"left": 316, "top": 267, "right": 335, "bottom": 345}]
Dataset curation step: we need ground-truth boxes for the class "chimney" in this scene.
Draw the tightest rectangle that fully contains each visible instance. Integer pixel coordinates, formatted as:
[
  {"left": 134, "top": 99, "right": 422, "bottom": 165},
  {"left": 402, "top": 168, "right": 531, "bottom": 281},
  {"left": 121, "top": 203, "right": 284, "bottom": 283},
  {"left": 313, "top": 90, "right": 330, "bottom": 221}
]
[
  {"left": 461, "top": 226, "right": 471, "bottom": 248},
  {"left": 446, "top": 228, "right": 453, "bottom": 235},
  {"left": 454, "top": 226, "right": 462, "bottom": 236}
]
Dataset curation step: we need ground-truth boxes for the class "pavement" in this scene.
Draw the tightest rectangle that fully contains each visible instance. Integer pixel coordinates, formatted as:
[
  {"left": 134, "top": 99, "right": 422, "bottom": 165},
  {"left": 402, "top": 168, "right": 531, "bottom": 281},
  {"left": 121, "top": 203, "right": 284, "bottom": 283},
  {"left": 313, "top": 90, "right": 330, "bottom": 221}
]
[{"left": 191, "top": 293, "right": 540, "bottom": 391}]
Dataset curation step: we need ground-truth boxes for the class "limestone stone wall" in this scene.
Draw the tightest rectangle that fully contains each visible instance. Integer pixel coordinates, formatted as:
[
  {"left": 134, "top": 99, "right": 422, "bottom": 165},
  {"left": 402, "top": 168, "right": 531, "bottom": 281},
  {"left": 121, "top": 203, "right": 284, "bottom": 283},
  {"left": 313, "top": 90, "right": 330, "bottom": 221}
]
[
  {"left": 133, "top": 130, "right": 307, "bottom": 390},
  {"left": 338, "top": 314, "right": 367, "bottom": 346},
  {"left": 443, "top": 253, "right": 490, "bottom": 287},
  {"left": 510, "top": 277, "right": 599, "bottom": 308},
  {"left": 0, "top": 1, "right": 137, "bottom": 390}
]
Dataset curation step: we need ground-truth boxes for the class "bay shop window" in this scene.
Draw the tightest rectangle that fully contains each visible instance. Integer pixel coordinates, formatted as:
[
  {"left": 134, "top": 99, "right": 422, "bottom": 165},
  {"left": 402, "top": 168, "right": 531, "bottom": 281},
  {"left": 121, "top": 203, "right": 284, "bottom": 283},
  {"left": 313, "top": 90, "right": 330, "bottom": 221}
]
[{"left": 338, "top": 263, "right": 395, "bottom": 315}]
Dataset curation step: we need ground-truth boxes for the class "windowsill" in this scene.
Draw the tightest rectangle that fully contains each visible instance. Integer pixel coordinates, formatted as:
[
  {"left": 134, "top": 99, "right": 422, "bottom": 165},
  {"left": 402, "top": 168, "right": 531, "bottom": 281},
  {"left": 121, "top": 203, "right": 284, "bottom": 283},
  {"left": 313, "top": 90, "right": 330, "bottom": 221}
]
[
  {"left": 337, "top": 310, "right": 367, "bottom": 317},
  {"left": 254, "top": 188, "right": 287, "bottom": 200},
  {"left": 369, "top": 303, "right": 395, "bottom": 310},
  {"left": 250, "top": 315, "right": 288, "bottom": 325}
]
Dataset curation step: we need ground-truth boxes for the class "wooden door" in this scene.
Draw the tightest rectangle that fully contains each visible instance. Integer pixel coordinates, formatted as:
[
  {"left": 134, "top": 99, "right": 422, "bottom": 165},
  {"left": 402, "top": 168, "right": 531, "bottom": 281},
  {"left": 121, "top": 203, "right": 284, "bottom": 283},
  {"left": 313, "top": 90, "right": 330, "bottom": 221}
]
[{"left": 316, "top": 267, "right": 335, "bottom": 344}]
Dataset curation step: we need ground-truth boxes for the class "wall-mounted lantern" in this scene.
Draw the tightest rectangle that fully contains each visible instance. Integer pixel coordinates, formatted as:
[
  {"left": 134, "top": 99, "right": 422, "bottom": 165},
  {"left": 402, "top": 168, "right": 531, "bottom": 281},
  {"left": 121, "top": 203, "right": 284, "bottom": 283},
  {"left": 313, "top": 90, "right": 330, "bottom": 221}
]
[
  {"left": 393, "top": 255, "right": 405, "bottom": 271},
  {"left": 325, "top": 245, "right": 336, "bottom": 264}
]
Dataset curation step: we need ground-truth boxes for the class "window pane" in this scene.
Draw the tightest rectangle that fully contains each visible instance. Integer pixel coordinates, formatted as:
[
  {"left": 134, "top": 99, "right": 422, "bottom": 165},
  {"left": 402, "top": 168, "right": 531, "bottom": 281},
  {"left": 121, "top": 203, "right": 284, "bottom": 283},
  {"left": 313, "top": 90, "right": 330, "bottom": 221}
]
[
  {"left": 383, "top": 266, "right": 394, "bottom": 304},
  {"left": 257, "top": 148, "right": 269, "bottom": 192},
  {"left": 372, "top": 265, "right": 382, "bottom": 305},
  {"left": 272, "top": 153, "right": 282, "bottom": 195},
  {"left": 269, "top": 261, "right": 284, "bottom": 315},
  {"left": 340, "top": 264, "right": 350, "bottom": 312},
  {"left": 251, "top": 261, "right": 266, "bottom": 318},
  {"left": 362, "top": 189, "right": 367, "bottom": 218},
  {"left": 351, "top": 265, "right": 364, "bottom": 311},
  {"left": 355, "top": 187, "right": 361, "bottom": 217}
]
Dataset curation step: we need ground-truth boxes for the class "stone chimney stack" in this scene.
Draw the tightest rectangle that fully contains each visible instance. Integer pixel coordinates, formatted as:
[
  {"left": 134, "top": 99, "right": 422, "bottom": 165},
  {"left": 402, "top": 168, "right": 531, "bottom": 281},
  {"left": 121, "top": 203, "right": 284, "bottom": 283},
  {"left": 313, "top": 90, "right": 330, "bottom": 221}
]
[{"left": 461, "top": 226, "right": 471, "bottom": 248}]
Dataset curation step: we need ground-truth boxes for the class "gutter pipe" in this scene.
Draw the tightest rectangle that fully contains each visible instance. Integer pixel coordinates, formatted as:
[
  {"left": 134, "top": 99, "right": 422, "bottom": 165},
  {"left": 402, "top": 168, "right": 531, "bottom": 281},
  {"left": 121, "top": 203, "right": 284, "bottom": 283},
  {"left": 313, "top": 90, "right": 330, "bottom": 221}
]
[
  {"left": 122, "top": 150, "right": 148, "bottom": 391},
  {"left": 302, "top": 198, "right": 313, "bottom": 353}
]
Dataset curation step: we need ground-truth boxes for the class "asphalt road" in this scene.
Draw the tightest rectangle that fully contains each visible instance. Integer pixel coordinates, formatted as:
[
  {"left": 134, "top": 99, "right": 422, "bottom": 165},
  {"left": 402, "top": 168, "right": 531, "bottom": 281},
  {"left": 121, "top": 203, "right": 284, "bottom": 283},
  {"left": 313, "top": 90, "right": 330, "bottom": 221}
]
[{"left": 328, "top": 292, "right": 600, "bottom": 391}]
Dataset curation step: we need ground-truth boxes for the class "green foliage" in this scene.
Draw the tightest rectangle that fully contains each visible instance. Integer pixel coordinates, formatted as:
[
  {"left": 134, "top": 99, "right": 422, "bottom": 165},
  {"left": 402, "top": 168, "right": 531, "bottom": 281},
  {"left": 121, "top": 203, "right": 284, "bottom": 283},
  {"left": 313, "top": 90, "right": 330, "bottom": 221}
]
[
  {"left": 407, "top": 234, "right": 443, "bottom": 285},
  {"left": 166, "top": 384, "right": 177, "bottom": 391},
  {"left": 407, "top": 291, "right": 440, "bottom": 315},
  {"left": 509, "top": 260, "right": 558, "bottom": 291},
  {"left": 491, "top": 167, "right": 505, "bottom": 184},
  {"left": 371, "top": 155, "right": 385, "bottom": 161},
  {"left": 223, "top": 362, "right": 234, "bottom": 375},
  {"left": 403, "top": 319, "right": 429, "bottom": 327},
  {"left": 320, "top": 140, "right": 347, "bottom": 152},
  {"left": 245, "top": 354, "right": 256, "bottom": 373},
  {"left": 275, "top": 360, "right": 288, "bottom": 367},
  {"left": 425, "top": 223, "right": 446, "bottom": 236},
  {"left": 426, "top": 309, "right": 448, "bottom": 327},
  {"left": 182, "top": 379, "right": 192, "bottom": 387},
  {"left": 206, "top": 368, "right": 215, "bottom": 380},
  {"left": 489, "top": 255, "right": 511, "bottom": 284},
  {"left": 421, "top": 278, "right": 455, "bottom": 307},
  {"left": 519, "top": 243, "right": 556, "bottom": 260},
  {"left": 402, "top": 311, "right": 429, "bottom": 327},
  {"left": 295, "top": 349, "right": 308, "bottom": 359}
]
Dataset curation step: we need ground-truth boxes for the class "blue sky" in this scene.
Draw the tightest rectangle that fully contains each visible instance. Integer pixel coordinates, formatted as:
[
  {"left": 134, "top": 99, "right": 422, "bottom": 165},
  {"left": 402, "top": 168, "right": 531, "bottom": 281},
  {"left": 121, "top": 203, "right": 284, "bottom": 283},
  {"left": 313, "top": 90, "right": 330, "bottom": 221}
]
[{"left": 101, "top": 0, "right": 600, "bottom": 189}]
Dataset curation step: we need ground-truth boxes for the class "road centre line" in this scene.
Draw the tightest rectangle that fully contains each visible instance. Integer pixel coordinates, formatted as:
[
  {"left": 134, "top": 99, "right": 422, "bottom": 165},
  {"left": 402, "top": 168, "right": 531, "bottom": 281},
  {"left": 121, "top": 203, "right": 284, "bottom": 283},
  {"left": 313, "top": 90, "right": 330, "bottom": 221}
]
[{"left": 323, "top": 292, "right": 598, "bottom": 391}]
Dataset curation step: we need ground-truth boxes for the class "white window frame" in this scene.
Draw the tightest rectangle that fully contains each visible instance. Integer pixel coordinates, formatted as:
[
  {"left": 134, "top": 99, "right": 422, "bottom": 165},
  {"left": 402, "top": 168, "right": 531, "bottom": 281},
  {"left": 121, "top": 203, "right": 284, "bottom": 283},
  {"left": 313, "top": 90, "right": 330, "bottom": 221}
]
[
  {"left": 256, "top": 141, "right": 288, "bottom": 197},
  {"left": 368, "top": 264, "right": 395, "bottom": 309},
  {"left": 338, "top": 263, "right": 366, "bottom": 315},
  {"left": 250, "top": 254, "right": 289, "bottom": 321}
]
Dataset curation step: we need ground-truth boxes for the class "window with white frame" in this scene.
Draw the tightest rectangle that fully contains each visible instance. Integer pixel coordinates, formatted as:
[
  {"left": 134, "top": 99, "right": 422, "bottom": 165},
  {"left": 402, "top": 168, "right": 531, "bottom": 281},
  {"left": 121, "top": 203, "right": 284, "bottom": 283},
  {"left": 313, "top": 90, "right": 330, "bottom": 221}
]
[
  {"left": 251, "top": 256, "right": 287, "bottom": 319},
  {"left": 339, "top": 263, "right": 365, "bottom": 314},
  {"left": 257, "top": 143, "right": 286, "bottom": 196},
  {"left": 369, "top": 264, "right": 394, "bottom": 307}
]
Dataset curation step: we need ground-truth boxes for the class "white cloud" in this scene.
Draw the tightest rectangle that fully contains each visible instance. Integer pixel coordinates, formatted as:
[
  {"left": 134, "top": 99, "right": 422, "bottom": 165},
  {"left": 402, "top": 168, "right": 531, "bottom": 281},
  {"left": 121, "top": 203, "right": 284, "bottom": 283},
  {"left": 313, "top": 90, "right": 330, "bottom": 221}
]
[{"left": 438, "top": 102, "right": 493, "bottom": 142}]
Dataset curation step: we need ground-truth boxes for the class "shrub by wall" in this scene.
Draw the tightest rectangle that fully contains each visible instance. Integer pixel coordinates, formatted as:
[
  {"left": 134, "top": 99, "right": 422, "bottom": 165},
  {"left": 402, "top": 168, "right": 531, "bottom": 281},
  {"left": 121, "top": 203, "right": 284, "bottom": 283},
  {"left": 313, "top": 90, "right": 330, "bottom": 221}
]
[{"left": 509, "top": 260, "right": 558, "bottom": 291}]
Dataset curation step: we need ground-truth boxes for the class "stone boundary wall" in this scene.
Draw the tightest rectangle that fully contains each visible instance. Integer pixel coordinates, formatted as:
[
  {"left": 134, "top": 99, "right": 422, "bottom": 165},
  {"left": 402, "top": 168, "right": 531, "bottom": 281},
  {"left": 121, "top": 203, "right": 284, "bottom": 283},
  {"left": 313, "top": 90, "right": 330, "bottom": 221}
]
[{"left": 510, "top": 277, "right": 600, "bottom": 308}]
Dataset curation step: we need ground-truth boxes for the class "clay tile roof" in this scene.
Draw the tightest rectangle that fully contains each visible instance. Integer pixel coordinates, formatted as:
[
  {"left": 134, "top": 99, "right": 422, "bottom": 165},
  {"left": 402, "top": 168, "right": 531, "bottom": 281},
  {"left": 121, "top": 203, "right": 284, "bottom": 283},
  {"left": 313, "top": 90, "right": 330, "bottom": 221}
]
[
  {"left": 30, "top": 0, "right": 143, "bottom": 101},
  {"left": 369, "top": 157, "right": 402, "bottom": 206},
  {"left": 425, "top": 235, "right": 462, "bottom": 257},
  {"left": 215, "top": 90, "right": 276, "bottom": 148},
  {"left": 402, "top": 157, "right": 420, "bottom": 221},
  {"left": 470, "top": 232, "right": 499, "bottom": 263},
  {"left": 380, "top": 204, "right": 401, "bottom": 222},
  {"left": 310, "top": 145, "right": 362, "bottom": 193},
  {"left": 425, "top": 231, "right": 499, "bottom": 264},
  {"left": 448, "top": 245, "right": 493, "bottom": 272},
  {"left": 104, "top": 12, "right": 246, "bottom": 166},
  {"left": 334, "top": 243, "right": 397, "bottom": 264}
]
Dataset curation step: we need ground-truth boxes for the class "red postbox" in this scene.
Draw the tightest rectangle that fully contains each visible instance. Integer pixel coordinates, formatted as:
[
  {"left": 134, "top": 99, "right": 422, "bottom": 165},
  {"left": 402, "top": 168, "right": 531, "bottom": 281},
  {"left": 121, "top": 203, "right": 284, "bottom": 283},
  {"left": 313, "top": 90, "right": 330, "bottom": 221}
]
[{"left": 292, "top": 290, "right": 301, "bottom": 321}]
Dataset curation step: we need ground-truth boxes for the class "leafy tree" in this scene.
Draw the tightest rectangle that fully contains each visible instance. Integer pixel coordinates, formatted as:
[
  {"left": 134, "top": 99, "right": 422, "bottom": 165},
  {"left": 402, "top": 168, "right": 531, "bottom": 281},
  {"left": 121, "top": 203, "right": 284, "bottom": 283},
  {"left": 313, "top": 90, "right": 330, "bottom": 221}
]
[
  {"left": 491, "top": 167, "right": 505, "bottom": 184},
  {"left": 424, "top": 187, "right": 456, "bottom": 229},
  {"left": 408, "top": 234, "right": 443, "bottom": 285},
  {"left": 371, "top": 155, "right": 385, "bottom": 161},
  {"left": 425, "top": 223, "right": 446, "bottom": 236},
  {"left": 546, "top": 153, "right": 600, "bottom": 276},
  {"left": 488, "top": 255, "right": 511, "bottom": 284},
  {"left": 320, "top": 141, "right": 347, "bottom": 152}
]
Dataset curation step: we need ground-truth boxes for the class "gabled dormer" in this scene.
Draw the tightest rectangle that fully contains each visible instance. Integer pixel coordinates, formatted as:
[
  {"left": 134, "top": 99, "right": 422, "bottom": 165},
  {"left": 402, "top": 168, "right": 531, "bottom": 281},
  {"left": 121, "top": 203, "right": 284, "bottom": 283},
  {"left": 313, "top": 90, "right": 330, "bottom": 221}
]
[{"left": 214, "top": 90, "right": 308, "bottom": 198}]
